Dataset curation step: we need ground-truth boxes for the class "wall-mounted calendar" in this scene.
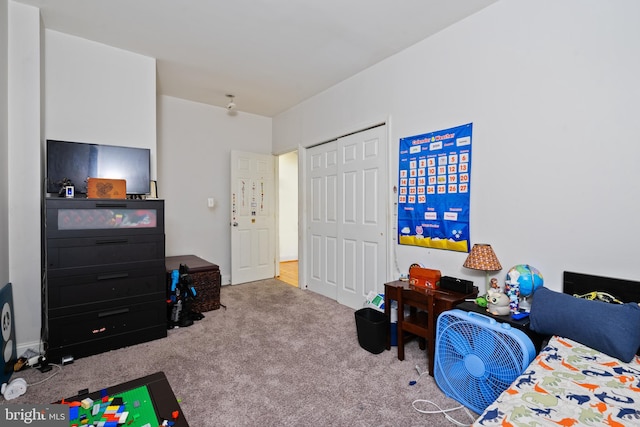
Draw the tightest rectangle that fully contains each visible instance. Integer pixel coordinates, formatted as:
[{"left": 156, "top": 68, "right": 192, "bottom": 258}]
[{"left": 398, "top": 123, "right": 473, "bottom": 253}]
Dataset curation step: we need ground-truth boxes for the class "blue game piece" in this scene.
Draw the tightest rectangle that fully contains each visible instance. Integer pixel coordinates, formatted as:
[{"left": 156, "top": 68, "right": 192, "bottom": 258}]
[{"left": 69, "top": 406, "right": 79, "bottom": 420}]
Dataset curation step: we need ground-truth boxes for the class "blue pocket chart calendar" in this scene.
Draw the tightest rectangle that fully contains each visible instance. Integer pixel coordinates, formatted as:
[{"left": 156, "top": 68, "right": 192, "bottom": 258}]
[{"left": 398, "top": 123, "right": 473, "bottom": 253}]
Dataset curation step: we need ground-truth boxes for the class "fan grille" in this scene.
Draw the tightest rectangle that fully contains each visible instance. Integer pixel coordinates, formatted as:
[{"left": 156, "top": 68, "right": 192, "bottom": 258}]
[{"left": 434, "top": 309, "right": 535, "bottom": 414}]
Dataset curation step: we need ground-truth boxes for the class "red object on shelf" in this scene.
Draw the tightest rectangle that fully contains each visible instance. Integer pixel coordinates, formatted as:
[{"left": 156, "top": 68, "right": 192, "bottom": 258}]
[{"left": 409, "top": 266, "right": 441, "bottom": 289}]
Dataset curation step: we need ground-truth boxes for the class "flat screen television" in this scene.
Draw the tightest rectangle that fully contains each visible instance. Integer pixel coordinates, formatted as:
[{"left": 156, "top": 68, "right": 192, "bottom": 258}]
[{"left": 46, "top": 139, "right": 151, "bottom": 196}]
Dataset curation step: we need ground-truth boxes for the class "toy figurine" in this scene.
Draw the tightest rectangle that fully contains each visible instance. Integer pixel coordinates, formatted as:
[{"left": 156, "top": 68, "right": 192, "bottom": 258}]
[
  {"left": 487, "top": 278, "right": 501, "bottom": 296},
  {"left": 486, "top": 292, "right": 511, "bottom": 316},
  {"left": 505, "top": 281, "right": 520, "bottom": 313},
  {"left": 167, "top": 264, "right": 204, "bottom": 328}
]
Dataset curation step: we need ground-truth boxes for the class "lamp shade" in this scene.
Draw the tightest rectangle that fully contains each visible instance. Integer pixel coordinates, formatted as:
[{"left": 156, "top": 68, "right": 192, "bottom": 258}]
[{"left": 463, "top": 244, "right": 502, "bottom": 271}]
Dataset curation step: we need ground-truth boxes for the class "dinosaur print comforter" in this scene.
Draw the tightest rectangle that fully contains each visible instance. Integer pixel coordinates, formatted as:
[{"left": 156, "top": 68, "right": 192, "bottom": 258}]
[{"left": 473, "top": 335, "right": 640, "bottom": 426}]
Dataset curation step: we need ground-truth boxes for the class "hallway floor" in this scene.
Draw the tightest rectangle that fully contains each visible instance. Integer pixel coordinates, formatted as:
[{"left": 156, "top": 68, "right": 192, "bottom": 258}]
[{"left": 278, "top": 260, "right": 298, "bottom": 287}]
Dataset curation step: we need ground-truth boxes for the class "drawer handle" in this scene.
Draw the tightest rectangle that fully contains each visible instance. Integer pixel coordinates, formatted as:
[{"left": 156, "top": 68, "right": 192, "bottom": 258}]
[
  {"left": 97, "top": 273, "right": 129, "bottom": 281},
  {"left": 98, "top": 308, "right": 130, "bottom": 318},
  {"left": 95, "top": 202, "right": 128, "bottom": 208},
  {"left": 96, "top": 239, "right": 129, "bottom": 245}
]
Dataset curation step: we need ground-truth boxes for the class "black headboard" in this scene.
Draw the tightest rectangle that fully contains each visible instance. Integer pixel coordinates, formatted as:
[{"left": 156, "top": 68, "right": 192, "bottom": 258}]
[{"left": 563, "top": 271, "right": 640, "bottom": 303}]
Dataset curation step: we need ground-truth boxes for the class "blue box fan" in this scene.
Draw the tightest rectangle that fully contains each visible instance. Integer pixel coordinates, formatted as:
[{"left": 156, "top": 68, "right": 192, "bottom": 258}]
[{"left": 434, "top": 309, "right": 535, "bottom": 414}]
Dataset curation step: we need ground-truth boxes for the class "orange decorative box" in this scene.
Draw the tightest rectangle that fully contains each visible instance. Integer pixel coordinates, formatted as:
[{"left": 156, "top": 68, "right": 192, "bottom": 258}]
[
  {"left": 409, "top": 266, "right": 441, "bottom": 289},
  {"left": 87, "top": 178, "right": 126, "bottom": 199}
]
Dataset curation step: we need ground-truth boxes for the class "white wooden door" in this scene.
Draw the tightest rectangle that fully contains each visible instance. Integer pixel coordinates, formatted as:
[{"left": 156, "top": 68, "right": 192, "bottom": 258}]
[
  {"left": 230, "top": 151, "right": 276, "bottom": 284},
  {"left": 306, "top": 141, "right": 338, "bottom": 299},
  {"left": 305, "top": 126, "right": 387, "bottom": 308},
  {"left": 337, "top": 127, "right": 387, "bottom": 308}
]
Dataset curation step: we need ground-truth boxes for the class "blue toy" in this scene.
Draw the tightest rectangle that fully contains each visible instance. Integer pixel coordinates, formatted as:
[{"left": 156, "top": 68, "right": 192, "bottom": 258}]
[{"left": 167, "top": 264, "right": 202, "bottom": 328}]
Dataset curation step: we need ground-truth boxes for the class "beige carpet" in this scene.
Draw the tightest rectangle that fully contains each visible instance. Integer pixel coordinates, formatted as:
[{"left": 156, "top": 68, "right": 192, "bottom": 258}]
[{"left": 2, "top": 279, "right": 477, "bottom": 426}]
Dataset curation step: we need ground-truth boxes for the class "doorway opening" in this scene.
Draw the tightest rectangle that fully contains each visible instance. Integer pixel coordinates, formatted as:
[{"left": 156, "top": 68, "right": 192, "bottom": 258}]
[
  {"left": 278, "top": 260, "right": 298, "bottom": 287},
  {"left": 278, "top": 150, "right": 298, "bottom": 287}
]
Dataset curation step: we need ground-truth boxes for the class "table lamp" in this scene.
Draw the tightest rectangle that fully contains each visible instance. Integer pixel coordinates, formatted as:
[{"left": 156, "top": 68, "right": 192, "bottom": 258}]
[{"left": 463, "top": 243, "right": 502, "bottom": 291}]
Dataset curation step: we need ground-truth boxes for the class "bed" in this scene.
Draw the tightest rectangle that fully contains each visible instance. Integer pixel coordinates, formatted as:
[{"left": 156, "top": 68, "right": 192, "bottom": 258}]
[{"left": 472, "top": 271, "right": 640, "bottom": 426}]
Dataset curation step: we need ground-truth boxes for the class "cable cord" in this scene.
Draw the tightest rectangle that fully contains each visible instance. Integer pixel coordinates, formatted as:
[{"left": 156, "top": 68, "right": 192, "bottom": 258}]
[
  {"left": 409, "top": 365, "right": 475, "bottom": 426},
  {"left": 391, "top": 200, "right": 403, "bottom": 278},
  {"left": 26, "top": 363, "right": 63, "bottom": 387},
  {"left": 409, "top": 364, "right": 429, "bottom": 385},
  {"left": 412, "top": 398, "right": 476, "bottom": 426},
  {"left": 409, "top": 365, "right": 475, "bottom": 427}
]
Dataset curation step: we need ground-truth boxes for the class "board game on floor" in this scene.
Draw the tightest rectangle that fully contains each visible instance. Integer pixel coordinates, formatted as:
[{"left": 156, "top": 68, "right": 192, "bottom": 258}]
[{"left": 56, "top": 371, "right": 188, "bottom": 427}]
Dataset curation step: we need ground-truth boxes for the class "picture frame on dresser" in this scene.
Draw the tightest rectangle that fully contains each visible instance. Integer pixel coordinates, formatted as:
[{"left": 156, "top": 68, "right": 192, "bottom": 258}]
[{"left": 149, "top": 180, "right": 158, "bottom": 199}]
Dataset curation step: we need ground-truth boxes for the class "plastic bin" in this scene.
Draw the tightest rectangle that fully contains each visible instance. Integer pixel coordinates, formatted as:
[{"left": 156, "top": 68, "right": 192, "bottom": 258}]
[
  {"left": 354, "top": 307, "right": 388, "bottom": 354},
  {"left": 390, "top": 322, "right": 398, "bottom": 347}
]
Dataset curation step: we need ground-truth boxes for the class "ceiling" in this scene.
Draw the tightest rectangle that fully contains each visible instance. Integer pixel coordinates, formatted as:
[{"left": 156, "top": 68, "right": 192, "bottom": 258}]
[{"left": 16, "top": 0, "right": 498, "bottom": 117}]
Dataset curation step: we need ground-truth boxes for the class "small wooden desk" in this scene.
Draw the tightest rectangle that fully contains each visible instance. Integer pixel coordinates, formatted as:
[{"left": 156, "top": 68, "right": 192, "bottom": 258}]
[{"left": 384, "top": 280, "right": 478, "bottom": 376}]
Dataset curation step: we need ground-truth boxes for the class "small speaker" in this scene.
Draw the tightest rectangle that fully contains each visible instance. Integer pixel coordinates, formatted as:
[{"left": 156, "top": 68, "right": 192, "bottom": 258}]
[
  {"left": 440, "top": 276, "right": 474, "bottom": 294},
  {"left": 1, "top": 283, "right": 17, "bottom": 386}
]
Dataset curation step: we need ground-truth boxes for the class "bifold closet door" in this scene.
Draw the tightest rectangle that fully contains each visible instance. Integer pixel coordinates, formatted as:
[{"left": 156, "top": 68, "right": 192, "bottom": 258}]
[{"left": 306, "top": 125, "right": 387, "bottom": 308}]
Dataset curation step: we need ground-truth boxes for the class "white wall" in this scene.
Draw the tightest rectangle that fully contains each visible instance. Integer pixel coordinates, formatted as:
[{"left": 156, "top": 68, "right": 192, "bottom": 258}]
[
  {"left": 157, "top": 95, "right": 272, "bottom": 284},
  {"left": 273, "top": 0, "right": 640, "bottom": 294},
  {"left": 45, "top": 30, "right": 157, "bottom": 175},
  {"left": 0, "top": 0, "right": 8, "bottom": 287},
  {"left": 4, "top": 21, "right": 157, "bottom": 353},
  {"left": 7, "top": 0, "right": 41, "bottom": 354},
  {"left": 278, "top": 151, "right": 298, "bottom": 261}
]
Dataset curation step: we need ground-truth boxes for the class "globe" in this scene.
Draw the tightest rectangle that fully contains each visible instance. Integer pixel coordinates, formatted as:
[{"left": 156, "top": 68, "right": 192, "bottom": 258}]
[{"left": 505, "top": 264, "right": 543, "bottom": 297}]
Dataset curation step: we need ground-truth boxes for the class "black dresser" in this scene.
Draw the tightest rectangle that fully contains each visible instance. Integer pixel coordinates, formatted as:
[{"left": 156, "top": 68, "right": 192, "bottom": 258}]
[{"left": 43, "top": 198, "right": 167, "bottom": 363}]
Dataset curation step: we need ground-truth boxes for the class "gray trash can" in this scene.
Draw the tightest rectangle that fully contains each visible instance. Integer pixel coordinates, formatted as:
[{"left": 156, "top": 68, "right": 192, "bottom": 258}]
[{"left": 354, "top": 307, "right": 388, "bottom": 354}]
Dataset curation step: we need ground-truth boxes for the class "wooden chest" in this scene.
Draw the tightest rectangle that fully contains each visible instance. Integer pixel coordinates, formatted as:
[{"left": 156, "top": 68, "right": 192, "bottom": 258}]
[
  {"left": 166, "top": 255, "right": 221, "bottom": 312},
  {"left": 87, "top": 178, "right": 127, "bottom": 199}
]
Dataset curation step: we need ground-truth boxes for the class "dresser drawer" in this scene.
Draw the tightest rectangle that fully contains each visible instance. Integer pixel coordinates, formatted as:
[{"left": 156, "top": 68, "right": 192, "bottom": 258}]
[
  {"left": 45, "top": 199, "right": 164, "bottom": 238},
  {"left": 47, "top": 234, "right": 165, "bottom": 269},
  {"left": 47, "top": 299, "right": 167, "bottom": 349},
  {"left": 47, "top": 261, "right": 166, "bottom": 314}
]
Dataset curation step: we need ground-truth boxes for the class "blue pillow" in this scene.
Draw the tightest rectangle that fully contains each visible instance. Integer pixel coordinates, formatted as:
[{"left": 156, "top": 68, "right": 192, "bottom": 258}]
[{"left": 530, "top": 287, "right": 640, "bottom": 362}]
